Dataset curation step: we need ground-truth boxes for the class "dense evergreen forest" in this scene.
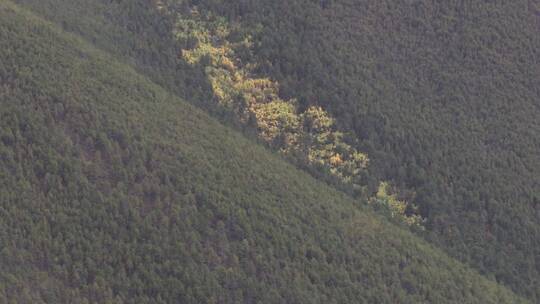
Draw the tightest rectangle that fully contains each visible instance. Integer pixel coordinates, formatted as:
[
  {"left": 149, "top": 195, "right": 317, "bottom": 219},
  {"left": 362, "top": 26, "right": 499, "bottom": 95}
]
[
  {"left": 1, "top": 1, "right": 530, "bottom": 302},
  {"left": 2, "top": 0, "right": 539, "bottom": 302},
  {"left": 195, "top": 1, "right": 540, "bottom": 299}
]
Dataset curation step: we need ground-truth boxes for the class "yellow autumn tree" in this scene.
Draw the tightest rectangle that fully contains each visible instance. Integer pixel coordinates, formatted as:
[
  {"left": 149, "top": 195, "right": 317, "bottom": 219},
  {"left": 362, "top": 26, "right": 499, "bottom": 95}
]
[
  {"left": 173, "top": 4, "right": 371, "bottom": 193},
  {"left": 252, "top": 100, "right": 299, "bottom": 147},
  {"left": 371, "top": 182, "right": 424, "bottom": 228}
]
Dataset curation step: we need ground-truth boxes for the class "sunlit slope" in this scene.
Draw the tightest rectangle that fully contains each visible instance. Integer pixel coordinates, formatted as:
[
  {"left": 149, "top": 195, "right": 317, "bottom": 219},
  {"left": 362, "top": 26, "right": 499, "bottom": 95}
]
[{"left": 0, "top": 1, "right": 528, "bottom": 303}]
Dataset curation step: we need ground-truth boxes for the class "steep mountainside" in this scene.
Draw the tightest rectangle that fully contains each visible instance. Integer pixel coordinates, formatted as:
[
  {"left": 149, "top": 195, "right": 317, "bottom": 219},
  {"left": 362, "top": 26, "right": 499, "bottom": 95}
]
[
  {"left": 221, "top": 1, "right": 540, "bottom": 299},
  {"left": 0, "top": 1, "right": 530, "bottom": 303},
  {"left": 15, "top": 0, "right": 539, "bottom": 299}
]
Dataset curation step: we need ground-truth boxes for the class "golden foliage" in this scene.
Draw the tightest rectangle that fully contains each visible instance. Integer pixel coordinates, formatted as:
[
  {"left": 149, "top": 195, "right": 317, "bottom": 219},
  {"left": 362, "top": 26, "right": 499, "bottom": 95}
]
[
  {"left": 371, "top": 182, "right": 425, "bottom": 228},
  {"left": 173, "top": 5, "right": 371, "bottom": 190},
  {"left": 252, "top": 101, "right": 299, "bottom": 144}
]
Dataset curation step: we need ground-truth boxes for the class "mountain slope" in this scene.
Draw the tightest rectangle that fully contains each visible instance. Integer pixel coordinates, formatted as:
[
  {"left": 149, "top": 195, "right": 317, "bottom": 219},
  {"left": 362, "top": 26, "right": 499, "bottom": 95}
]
[
  {"left": 10, "top": 0, "right": 540, "bottom": 300},
  {"left": 227, "top": 1, "right": 540, "bottom": 299},
  {"left": 0, "top": 1, "right": 529, "bottom": 303}
]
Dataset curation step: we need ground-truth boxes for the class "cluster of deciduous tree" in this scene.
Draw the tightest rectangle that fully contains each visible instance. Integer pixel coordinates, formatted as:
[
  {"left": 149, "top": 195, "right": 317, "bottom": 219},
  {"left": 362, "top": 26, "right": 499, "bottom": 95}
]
[
  {"left": 175, "top": 5, "right": 369, "bottom": 183},
  {"left": 161, "top": 2, "right": 424, "bottom": 227}
]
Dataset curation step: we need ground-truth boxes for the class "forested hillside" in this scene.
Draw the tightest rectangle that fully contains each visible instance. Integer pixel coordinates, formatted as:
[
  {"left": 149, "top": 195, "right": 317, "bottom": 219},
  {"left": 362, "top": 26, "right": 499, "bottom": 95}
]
[
  {"left": 198, "top": 1, "right": 540, "bottom": 299},
  {"left": 0, "top": 0, "right": 531, "bottom": 302},
  {"left": 207, "top": 2, "right": 540, "bottom": 300},
  {"left": 5, "top": 0, "right": 540, "bottom": 302}
]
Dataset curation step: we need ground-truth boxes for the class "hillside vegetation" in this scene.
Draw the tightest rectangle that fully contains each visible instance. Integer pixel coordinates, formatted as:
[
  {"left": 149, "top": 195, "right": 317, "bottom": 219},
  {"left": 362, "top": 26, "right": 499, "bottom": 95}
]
[
  {"left": 14, "top": 0, "right": 539, "bottom": 300},
  {"left": 213, "top": 1, "right": 540, "bottom": 299},
  {"left": 0, "top": 1, "right": 530, "bottom": 303}
]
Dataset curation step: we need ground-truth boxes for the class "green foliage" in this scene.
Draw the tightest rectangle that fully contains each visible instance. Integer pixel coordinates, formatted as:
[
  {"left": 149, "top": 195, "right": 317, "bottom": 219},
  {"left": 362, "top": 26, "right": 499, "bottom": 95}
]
[
  {"left": 370, "top": 182, "right": 425, "bottom": 229},
  {"left": 9, "top": 0, "right": 540, "bottom": 301},
  {"left": 135, "top": 0, "right": 540, "bottom": 300},
  {"left": 166, "top": 2, "right": 374, "bottom": 200},
  {"left": 0, "top": 1, "right": 529, "bottom": 303}
]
